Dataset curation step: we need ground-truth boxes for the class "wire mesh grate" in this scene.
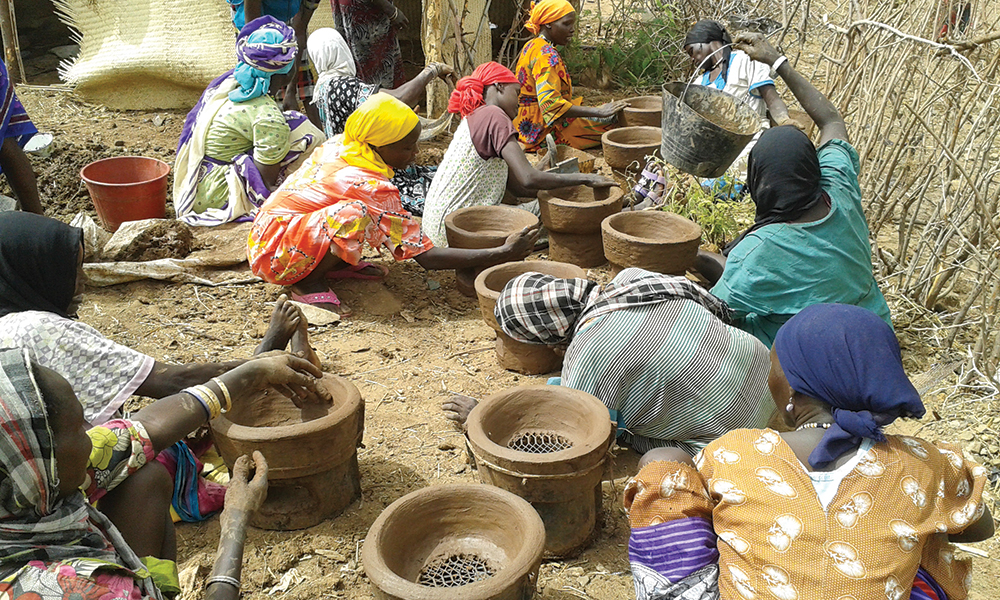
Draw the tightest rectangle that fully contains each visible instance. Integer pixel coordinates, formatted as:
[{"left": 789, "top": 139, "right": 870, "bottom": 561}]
[
  {"left": 417, "top": 553, "right": 495, "bottom": 588},
  {"left": 507, "top": 430, "right": 573, "bottom": 454}
]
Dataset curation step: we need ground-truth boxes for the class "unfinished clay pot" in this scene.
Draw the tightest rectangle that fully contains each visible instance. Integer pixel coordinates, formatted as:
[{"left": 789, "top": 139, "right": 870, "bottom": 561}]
[
  {"left": 467, "top": 385, "right": 614, "bottom": 558},
  {"left": 363, "top": 484, "right": 545, "bottom": 600},
  {"left": 474, "top": 260, "right": 585, "bottom": 373},
  {"left": 547, "top": 231, "right": 606, "bottom": 268},
  {"left": 621, "top": 95, "right": 662, "bottom": 127},
  {"left": 531, "top": 145, "right": 597, "bottom": 173},
  {"left": 210, "top": 374, "right": 364, "bottom": 530},
  {"left": 537, "top": 185, "right": 624, "bottom": 235},
  {"left": 601, "top": 211, "right": 702, "bottom": 276},
  {"left": 444, "top": 205, "right": 540, "bottom": 297},
  {"left": 601, "top": 126, "right": 662, "bottom": 172}
]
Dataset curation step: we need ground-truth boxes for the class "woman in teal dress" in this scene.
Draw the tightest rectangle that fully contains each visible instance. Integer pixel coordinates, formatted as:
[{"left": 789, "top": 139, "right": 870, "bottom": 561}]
[{"left": 696, "top": 33, "right": 891, "bottom": 347}]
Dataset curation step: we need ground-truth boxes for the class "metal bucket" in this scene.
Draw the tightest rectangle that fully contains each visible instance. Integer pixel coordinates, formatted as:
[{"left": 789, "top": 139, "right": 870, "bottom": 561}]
[{"left": 660, "top": 82, "right": 761, "bottom": 178}]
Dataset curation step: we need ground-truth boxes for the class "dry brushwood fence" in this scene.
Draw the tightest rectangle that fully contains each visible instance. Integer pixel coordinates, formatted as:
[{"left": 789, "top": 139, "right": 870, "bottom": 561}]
[{"left": 671, "top": 0, "right": 1000, "bottom": 388}]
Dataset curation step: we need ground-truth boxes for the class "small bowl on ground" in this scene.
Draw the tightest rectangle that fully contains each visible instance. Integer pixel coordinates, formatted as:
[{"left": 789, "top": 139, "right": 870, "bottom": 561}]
[
  {"left": 601, "top": 210, "right": 702, "bottom": 276},
  {"left": 81, "top": 156, "right": 170, "bottom": 233},
  {"left": 621, "top": 95, "right": 662, "bottom": 127},
  {"left": 601, "top": 126, "right": 662, "bottom": 172},
  {"left": 363, "top": 484, "right": 545, "bottom": 600}
]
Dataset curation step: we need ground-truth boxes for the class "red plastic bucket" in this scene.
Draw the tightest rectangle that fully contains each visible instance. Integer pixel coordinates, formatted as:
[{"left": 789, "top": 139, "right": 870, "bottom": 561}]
[{"left": 81, "top": 156, "right": 170, "bottom": 232}]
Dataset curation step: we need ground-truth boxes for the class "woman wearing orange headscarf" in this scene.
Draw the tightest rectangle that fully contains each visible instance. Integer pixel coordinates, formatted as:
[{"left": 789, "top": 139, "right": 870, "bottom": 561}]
[
  {"left": 248, "top": 92, "right": 540, "bottom": 316},
  {"left": 513, "top": 0, "right": 628, "bottom": 150}
]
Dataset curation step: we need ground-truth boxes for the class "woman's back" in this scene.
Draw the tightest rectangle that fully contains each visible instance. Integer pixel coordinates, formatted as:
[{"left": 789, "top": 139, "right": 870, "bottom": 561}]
[{"left": 698, "top": 428, "right": 983, "bottom": 600}]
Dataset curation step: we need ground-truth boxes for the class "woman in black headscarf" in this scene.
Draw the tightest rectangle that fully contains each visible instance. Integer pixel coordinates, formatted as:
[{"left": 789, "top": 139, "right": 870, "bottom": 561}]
[{"left": 694, "top": 33, "right": 892, "bottom": 348}]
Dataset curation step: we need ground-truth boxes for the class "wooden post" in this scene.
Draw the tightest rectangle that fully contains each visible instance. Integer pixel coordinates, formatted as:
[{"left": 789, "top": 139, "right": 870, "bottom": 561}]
[
  {"left": 0, "top": 0, "right": 22, "bottom": 83},
  {"left": 422, "top": 0, "right": 449, "bottom": 116}
]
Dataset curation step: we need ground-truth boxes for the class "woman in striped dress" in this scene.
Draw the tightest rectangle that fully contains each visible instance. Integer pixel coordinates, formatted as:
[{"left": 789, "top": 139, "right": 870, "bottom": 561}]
[{"left": 443, "top": 267, "right": 774, "bottom": 454}]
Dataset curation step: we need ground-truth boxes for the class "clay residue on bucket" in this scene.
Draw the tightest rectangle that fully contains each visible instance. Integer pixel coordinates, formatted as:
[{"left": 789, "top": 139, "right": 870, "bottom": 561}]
[{"left": 681, "top": 88, "right": 759, "bottom": 135}]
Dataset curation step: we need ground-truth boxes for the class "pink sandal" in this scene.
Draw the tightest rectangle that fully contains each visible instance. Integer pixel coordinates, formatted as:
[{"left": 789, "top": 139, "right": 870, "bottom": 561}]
[
  {"left": 291, "top": 291, "right": 352, "bottom": 317},
  {"left": 325, "top": 261, "right": 389, "bottom": 281}
]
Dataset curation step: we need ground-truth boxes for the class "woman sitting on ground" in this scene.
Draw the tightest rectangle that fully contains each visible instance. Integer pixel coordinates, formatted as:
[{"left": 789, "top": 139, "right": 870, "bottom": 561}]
[
  {"left": 174, "top": 16, "right": 326, "bottom": 226},
  {"left": 624, "top": 303, "right": 992, "bottom": 600},
  {"left": 513, "top": 0, "right": 628, "bottom": 150},
  {"left": 0, "top": 59, "right": 42, "bottom": 214},
  {"left": 0, "top": 346, "right": 325, "bottom": 599},
  {"left": 421, "top": 61, "right": 615, "bottom": 246},
  {"left": 248, "top": 92, "right": 540, "bottom": 316},
  {"left": 308, "top": 28, "right": 456, "bottom": 137},
  {"left": 696, "top": 32, "right": 891, "bottom": 347},
  {"left": 444, "top": 268, "right": 774, "bottom": 454}
]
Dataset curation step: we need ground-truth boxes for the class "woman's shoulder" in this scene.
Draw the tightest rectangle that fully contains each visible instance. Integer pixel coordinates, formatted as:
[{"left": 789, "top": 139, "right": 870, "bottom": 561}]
[{"left": 0, "top": 309, "right": 74, "bottom": 333}]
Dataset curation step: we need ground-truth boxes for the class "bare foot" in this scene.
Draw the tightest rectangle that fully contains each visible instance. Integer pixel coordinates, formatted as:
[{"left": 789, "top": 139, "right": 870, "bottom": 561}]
[
  {"left": 289, "top": 304, "right": 322, "bottom": 369},
  {"left": 254, "top": 294, "right": 299, "bottom": 355},
  {"left": 442, "top": 394, "right": 479, "bottom": 427}
]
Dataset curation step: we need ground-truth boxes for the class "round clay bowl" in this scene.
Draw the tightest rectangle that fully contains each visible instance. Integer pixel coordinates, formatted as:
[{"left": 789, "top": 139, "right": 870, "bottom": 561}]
[
  {"left": 444, "top": 205, "right": 539, "bottom": 250},
  {"left": 363, "top": 484, "right": 545, "bottom": 600},
  {"left": 467, "top": 385, "right": 614, "bottom": 556},
  {"left": 601, "top": 126, "right": 662, "bottom": 171},
  {"left": 537, "top": 185, "right": 624, "bottom": 234},
  {"left": 211, "top": 374, "right": 364, "bottom": 529},
  {"left": 621, "top": 95, "right": 662, "bottom": 127},
  {"left": 601, "top": 211, "right": 702, "bottom": 276},
  {"left": 474, "top": 260, "right": 587, "bottom": 331}
]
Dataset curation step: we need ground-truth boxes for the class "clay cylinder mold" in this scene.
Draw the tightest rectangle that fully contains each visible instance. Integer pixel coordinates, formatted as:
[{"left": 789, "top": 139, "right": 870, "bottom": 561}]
[
  {"left": 444, "top": 205, "right": 540, "bottom": 297},
  {"left": 621, "top": 95, "right": 663, "bottom": 127},
  {"left": 466, "top": 385, "right": 615, "bottom": 558},
  {"left": 532, "top": 145, "right": 597, "bottom": 173},
  {"left": 362, "top": 484, "right": 545, "bottom": 600},
  {"left": 601, "top": 211, "right": 702, "bottom": 276},
  {"left": 601, "top": 126, "right": 662, "bottom": 172},
  {"left": 210, "top": 374, "right": 364, "bottom": 530},
  {"left": 475, "top": 261, "right": 585, "bottom": 375},
  {"left": 537, "top": 185, "right": 624, "bottom": 267}
]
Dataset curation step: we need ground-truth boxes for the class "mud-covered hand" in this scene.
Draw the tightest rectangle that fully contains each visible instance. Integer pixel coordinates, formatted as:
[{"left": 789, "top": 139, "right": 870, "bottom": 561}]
[
  {"left": 238, "top": 353, "right": 329, "bottom": 406},
  {"left": 225, "top": 452, "right": 268, "bottom": 514},
  {"left": 774, "top": 115, "right": 807, "bottom": 132},
  {"left": 429, "top": 62, "right": 458, "bottom": 86},
  {"left": 583, "top": 174, "right": 617, "bottom": 188},
  {"left": 733, "top": 32, "right": 781, "bottom": 67},
  {"left": 595, "top": 100, "right": 629, "bottom": 119},
  {"left": 503, "top": 222, "right": 543, "bottom": 260}
]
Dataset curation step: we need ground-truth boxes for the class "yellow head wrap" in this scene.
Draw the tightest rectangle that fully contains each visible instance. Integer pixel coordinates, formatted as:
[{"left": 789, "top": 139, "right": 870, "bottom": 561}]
[
  {"left": 525, "top": 0, "right": 575, "bottom": 34},
  {"left": 341, "top": 92, "right": 419, "bottom": 178}
]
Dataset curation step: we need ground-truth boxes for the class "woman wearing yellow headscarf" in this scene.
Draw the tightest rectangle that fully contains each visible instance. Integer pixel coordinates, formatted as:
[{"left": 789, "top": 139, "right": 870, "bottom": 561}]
[
  {"left": 248, "top": 93, "right": 540, "bottom": 316},
  {"left": 514, "top": 0, "right": 628, "bottom": 150}
]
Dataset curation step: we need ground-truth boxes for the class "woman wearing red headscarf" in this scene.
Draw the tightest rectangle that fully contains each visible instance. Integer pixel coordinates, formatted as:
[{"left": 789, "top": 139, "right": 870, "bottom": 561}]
[
  {"left": 513, "top": 0, "right": 628, "bottom": 150},
  {"left": 422, "top": 61, "right": 614, "bottom": 246}
]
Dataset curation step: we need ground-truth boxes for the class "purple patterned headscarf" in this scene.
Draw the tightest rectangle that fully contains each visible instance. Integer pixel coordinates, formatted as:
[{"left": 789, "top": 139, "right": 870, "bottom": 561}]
[
  {"left": 774, "top": 303, "right": 924, "bottom": 469},
  {"left": 230, "top": 16, "right": 298, "bottom": 102}
]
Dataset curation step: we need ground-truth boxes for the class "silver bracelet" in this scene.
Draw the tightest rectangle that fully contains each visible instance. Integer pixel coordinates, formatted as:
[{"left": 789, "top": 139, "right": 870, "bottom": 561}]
[
  {"left": 391, "top": 6, "right": 399, "bottom": 20},
  {"left": 207, "top": 575, "right": 241, "bottom": 589},
  {"left": 770, "top": 55, "right": 788, "bottom": 78}
]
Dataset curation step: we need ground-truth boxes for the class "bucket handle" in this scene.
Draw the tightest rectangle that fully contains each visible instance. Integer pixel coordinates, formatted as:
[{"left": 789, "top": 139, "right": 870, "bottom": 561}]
[{"left": 680, "top": 43, "right": 757, "bottom": 114}]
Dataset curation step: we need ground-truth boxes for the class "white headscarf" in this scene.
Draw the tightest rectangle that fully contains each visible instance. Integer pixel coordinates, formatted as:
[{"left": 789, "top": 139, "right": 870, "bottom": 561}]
[{"left": 308, "top": 28, "right": 357, "bottom": 88}]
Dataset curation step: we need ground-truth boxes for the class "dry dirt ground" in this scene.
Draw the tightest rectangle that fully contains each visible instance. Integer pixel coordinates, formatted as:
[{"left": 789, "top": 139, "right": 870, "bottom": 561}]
[{"left": 11, "top": 76, "right": 1000, "bottom": 599}]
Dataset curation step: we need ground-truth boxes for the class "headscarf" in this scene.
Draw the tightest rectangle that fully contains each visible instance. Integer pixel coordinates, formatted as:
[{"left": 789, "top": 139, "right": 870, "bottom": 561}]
[
  {"left": 773, "top": 303, "right": 925, "bottom": 470},
  {"left": 341, "top": 92, "right": 419, "bottom": 178},
  {"left": 0, "top": 212, "right": 82, "bottom": 319},
  {"left": 495, "top": 267, "right": 732, "bottom": 345},
  {"left": 307, "top": 28, "right": 356, "bottom": 88},
  {"left": 229, "top": 16, "right": 298, "bottom": 103},
  {"left": 448, "top": 62, "right": 520, "bottom": 118},
  {"left": 723, "top": 125, "right": 827, "bottom": 255},
  {"left": 525, "top": 0, "right": 575, "bottom": 34},
  {"left": 684, "top": 19, "right": 732, "bottom": 73},
  {"left": 0, "top": 348, "right": 161, "bottom": 597}
]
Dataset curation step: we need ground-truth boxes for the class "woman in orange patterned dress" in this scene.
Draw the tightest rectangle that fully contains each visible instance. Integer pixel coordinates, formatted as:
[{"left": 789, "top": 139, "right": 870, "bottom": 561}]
[
  {"left": 248, "top": 92, "right": 540, "bottom": 316},
  {"left": 622, "top": 304, "right": 993, "bottom": 600},
  {"left": 512, "top": 0, "right": 628, "bottom": 150}
]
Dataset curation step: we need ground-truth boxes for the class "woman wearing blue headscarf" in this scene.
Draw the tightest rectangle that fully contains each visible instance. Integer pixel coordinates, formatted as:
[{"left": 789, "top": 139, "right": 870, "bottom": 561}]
[
  {"left": 621, "top": 304, "right": 993, "bottom": 600},
  {"left": 174, "top": 16, "right": 326, "bottom": 226}
]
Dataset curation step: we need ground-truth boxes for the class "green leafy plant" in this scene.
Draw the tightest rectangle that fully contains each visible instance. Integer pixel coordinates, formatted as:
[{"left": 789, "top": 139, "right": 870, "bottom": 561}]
[{"left": 657, "top": 166, "right": 755, "bottom": 250}]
